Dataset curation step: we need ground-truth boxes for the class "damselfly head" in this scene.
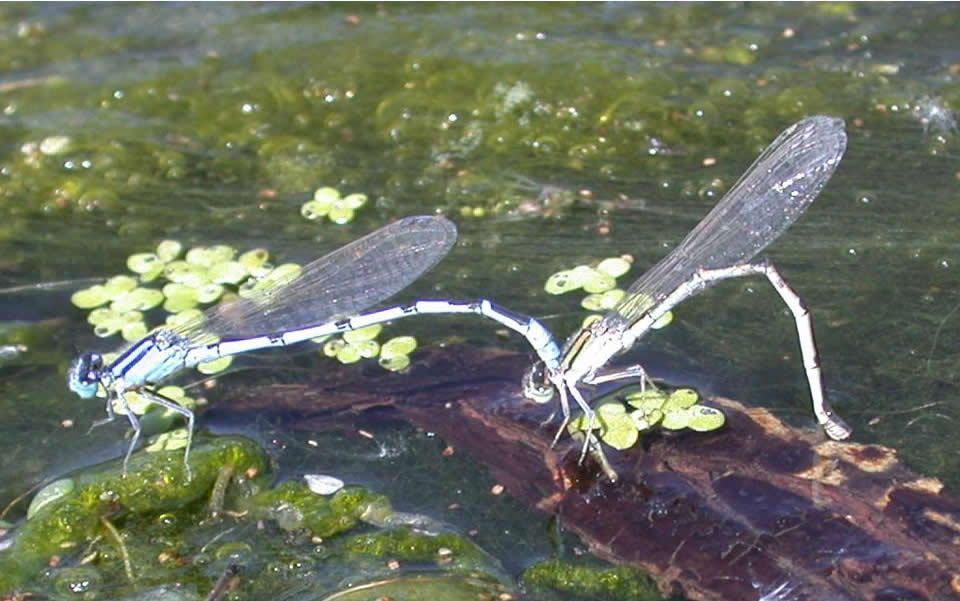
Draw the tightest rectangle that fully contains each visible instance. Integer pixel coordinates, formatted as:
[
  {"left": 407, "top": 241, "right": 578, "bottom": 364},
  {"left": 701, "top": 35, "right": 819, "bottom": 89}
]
[
  {"left": 522, "top": 361, "right": 555, "bottom": 404},
  {"left": 67, "top": 351, "right": 104, "bottom": 399}
]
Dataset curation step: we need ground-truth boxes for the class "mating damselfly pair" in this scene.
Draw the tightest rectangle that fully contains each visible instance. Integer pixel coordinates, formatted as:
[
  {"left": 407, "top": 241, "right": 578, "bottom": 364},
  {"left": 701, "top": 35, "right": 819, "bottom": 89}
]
[{"left": 69, "top": 115, "right": 851, "bottom": 479}]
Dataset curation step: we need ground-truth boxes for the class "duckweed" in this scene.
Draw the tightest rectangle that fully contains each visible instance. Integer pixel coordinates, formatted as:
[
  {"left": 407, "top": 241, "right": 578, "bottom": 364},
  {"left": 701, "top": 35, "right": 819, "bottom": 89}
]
[
  {"left": 93, "top": 317, "right": 128, "bottom": 338},
  {"left": 139, "top": 262, "right": 165, "bottom": 282},
  {"left": 335, "top": 343, "right": 362, "bottom": 364},
  {"left": 662, "top": 388, "right": 699, "bottom": 412},
  {"left": 161, "top": 282, "right": 199, "bottom": 312},
  {"left": 544, "top": 269, "right": 582, "bottom": 295},
  {"left": 687, "top": 406, "right": 726, "bottom": 432},
  {"left": 208, "top": 244, "right": 237, "bottom": 264},
  {"left": 70, "top": 285, "right": 110, "bottom": 309},
  {"left": 111, "top": 390, "right": 156, "bottom": 416},
  {"left": 342, "top": 324, "right": 383, "bottom": 344},
  {"left": 378, "top": 353, "right": 411, "bottom": 372},
  {"left": 581, "top": 289, "right": 625, "bottom": 311},
  {"left": 166, "top": 308, "right": 204, "bottom": 329},
  {"left": 239, "top": 248, "right": 271, "bottom": 273},
  {"left": 87, "top": 307, "right": 117, "bottom": 326},
  {"left": 194, "top": 282, "right": 224, "bottom": 304},
  {"left": 569, "top": 387, "right": 725, "bottom": 451},
  {"left": 122, "top": 287, "right": 165, "bottom": 311},
  {"left": 239, "top": 263, "right": 302, "bottom": 297},
  {"left": 328, "top": 200, "right": 355, "bottom": 224},
  {"left": 163, "top": 260, "right": 209, "bottom": 287},
  {"left": 207, "top": 260, "right": 248, "bottom": 285},
  {"left": 595, "top": 401, "right": 639, "bottom": 450},
  {"left": 353, "top": 339, "right": 381, "bottom": 359},
  {"left": 323, "top": 338, "right": 347, "bottom": 357},
  {"left": 184, "top": 247, "right": 215, "bottom": 267},
  {"left": 581, "top": 314, "right": 602, "bottom": 329},
  {"left": 660, "top": 410, "right": 690, "bottom": 430},
  {"left": 120, "top": 321, "right": 149, "bottom": 342},
  {"left": 581, "top": 270, "right": 617, "bottom": 294},
  {"left": 73, "top": 221, "right": 429, "bottom": 396},
  {"left": 381, "top": 335, "right": 418, "bottom": 358},
  {"left": 343, "top": 192, "right": 368, "bottom": 209},
  {"left": 596, "top": 256, "right": 632, "bottom": 278},
  {"left": 144, "top": 427, "right": 190, "bottom": 453},
  {"left": 126, "top": 252, "right": 162, "bottom": 274},
  {"left": 651, "top": 311, "right": 673, "bottom": 329},
  {"left": 103, "top": 274, "right": 138, "bottom": 297},
  {"left": 545, "top": 257, "right": 653, "bottom": 331},
  {"left": 108, "top": 385, "right": 193, "bottom": 418},
  {"left": 185, "top": 245, "right": 236, "bottom": 268},
  {"left": 155, "top": 239, "right": 183, "bottom": 262},
  {"left": 301, "top": 199, "right": 331, "bottom": 220},
  {"left": 107, "top": 293, "right": 142, "bottom": 313},
  {"left": 323, "top": 325, "right": 417, "bottom": 369},
  {"left": 630, "top": 408, "right": 664, "bottom": 430},
  {"left": 626, "top": 389, "right": 667, "bottom": 413},
  {"left": 301, "top": 186, "right": 369, "bottom": 225},
  {"left": 313, "top": 186, "right": 340, "bottom": 203},
  {"left": 155, "top": 385, "right": 195, "bottom": 410},
  {"left": 196, "top": 355, "right": 233, "bottom": 375}
]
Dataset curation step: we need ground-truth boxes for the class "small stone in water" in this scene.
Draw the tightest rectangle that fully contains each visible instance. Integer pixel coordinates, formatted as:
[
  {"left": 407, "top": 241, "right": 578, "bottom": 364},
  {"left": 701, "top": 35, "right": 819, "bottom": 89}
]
[{"left": 304, "top": 474, "right": 345, "bottom": 495}]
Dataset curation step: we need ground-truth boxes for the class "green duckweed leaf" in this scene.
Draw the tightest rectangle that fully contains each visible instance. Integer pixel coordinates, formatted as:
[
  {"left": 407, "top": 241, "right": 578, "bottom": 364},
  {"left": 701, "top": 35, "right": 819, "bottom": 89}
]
[
  {"left": 378, "top": 354, "right": 411, "bottom": 372},
  {"left": 156, "top": 239, "right": 183, "bottom": 263},
  {"left": 596, "top": 256, "right": 631, "bottom": 278},
  {"left": 71, "top": 285, "right": 109, "bottom": 309},
  {"left": 381, "top": 336, "right": 417, "bottom": 358},
  {"left": 687, "top": 405, "right": 726, "bottom": 432},
  {"left": 127, "top": 253, "right": 162, "bottom": 274},
  {"left": 342, "top": 324, "right": 382, "bottom": 344},
  {"left": 663, "top": 388, "right": 699, "bottom": 413},
  {"left": 197, "top": 356, "right": 233, "bottom": 375}
]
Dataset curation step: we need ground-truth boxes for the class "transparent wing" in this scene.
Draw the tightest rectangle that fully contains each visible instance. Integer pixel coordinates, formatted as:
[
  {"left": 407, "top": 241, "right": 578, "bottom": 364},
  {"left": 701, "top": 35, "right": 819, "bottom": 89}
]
[
  {"left": 610, "top": 115, "right": 847, "bottom": 323},
  {"left": 173, "top": 215, "right": 457, "bottom": 342}
]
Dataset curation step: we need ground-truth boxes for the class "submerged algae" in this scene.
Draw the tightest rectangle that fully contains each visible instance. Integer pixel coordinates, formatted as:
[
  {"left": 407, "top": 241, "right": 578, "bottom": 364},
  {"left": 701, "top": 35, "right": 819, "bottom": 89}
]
[
  {"left": 523, "top": 559, "right": 663, "bottom": 601},
  {"left": 2, "top": 436, "right": 518, "bottom": 600},
  {"left": 1, "top": 436, "right": 267, "bottom": 591}
]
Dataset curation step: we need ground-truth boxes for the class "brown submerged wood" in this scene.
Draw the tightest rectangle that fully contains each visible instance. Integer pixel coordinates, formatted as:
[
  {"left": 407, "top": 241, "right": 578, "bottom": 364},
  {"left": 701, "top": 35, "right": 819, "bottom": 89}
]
[{"left": 226, "top": 346, "right": 960, "bottom": 601}]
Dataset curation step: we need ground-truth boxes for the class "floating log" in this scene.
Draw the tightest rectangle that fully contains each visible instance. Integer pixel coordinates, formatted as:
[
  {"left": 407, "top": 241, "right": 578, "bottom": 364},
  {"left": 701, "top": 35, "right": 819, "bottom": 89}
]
[{"left": 227, "top": 346, "right": 960, "bottom": 601}]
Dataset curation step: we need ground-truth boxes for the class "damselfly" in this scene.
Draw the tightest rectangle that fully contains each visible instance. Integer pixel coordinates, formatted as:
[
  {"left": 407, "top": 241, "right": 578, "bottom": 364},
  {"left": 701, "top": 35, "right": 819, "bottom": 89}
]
[
  {"left": 523, "top": 116, "right": 853, "bottom": 456},
  {"left": 69, "top": 215, "right": 560, "bottom": 478}
]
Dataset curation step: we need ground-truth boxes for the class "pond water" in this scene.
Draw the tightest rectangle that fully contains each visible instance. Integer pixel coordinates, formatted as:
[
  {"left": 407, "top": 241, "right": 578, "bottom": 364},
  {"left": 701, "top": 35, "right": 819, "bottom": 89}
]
[{"left": 1, "top": 3, "right": 958, "bottom": 600}]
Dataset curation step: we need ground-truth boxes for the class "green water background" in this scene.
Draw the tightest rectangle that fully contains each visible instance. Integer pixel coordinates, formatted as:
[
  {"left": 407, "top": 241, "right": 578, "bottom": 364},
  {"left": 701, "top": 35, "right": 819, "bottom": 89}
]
[{"left": 1, "top": 2, "right": 959, "bottom": 596}]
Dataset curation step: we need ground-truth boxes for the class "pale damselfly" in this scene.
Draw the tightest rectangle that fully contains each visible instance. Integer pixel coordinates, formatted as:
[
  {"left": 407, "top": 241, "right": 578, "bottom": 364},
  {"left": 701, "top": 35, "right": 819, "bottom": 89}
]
[
  {"left": 69, "top": 215, "right": 561, "bottom": 478},
  {"left": 523, "top": 115, "right": 854, "bottom": 457}
]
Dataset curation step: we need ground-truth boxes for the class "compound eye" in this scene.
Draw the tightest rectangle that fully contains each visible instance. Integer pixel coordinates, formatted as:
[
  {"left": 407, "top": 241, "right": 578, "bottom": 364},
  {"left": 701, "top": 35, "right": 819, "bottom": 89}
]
[
  {"left": 68, "top": 352, "right": 104, "bottom": 399},
  {"left": 522, "top": 362, "right": 555, "bottom": 404},
  {"left": 81, "top": 353, "right": 103, "bottom": 383}
]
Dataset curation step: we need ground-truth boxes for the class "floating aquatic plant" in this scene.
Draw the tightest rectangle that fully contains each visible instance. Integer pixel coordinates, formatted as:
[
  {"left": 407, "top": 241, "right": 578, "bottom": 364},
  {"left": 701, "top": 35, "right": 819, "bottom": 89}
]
[
  {"left": 568, "top": 387, "right": 725, "bottom": 450},
  {"left": 544, "top": 256, "right": 674, "bottom": 329}
]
